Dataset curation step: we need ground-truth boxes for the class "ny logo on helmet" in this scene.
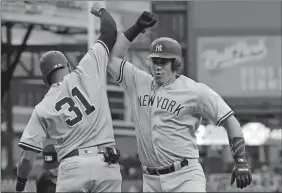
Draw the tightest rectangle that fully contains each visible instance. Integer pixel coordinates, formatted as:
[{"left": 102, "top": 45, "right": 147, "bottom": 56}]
[{"left": 155, "top": 44, "right": 163, "bottom": 52}]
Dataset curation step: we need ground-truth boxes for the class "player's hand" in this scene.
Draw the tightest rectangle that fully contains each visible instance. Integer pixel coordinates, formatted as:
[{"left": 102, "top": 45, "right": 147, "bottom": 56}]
[
  {"left": 15, "top": 177, "right": 27, "bottom": 193},
  {"left": 90, "top": 1, "right": 106, "bottom": 17},
  {"left": 135, "top": 11, "right": 158, "bottom": 33},
  {"left": 103, "top": 147, "right": 120, "bottom": 164},
  {"left": 230, "top": 157, "right": 252, "bottom": 189}
]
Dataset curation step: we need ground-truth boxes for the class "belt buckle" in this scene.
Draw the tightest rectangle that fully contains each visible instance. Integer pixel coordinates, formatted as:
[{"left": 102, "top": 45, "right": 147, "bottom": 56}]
[{"left": 84, "top": 148, "right": 93, "bottom": 154}]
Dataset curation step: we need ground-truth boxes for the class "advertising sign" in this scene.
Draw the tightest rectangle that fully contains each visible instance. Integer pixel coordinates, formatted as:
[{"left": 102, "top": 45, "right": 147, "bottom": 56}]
[{"left": 197, "top": 36, "right": 281, "bottom": 97}]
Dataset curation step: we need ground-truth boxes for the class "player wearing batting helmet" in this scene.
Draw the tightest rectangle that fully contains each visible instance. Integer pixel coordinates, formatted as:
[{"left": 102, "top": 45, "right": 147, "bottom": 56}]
[
  {"left": 147, "top": 37, "right": 182, "bottom": 72},
  {"left": 107, "top": 12, "right": 252, "bottom": 192},
  {"left": 39, "top": 51, "right": 71, "bottom": 86},
  {"left": 16, "top": 2, "right": 122, "bottom": 192}
]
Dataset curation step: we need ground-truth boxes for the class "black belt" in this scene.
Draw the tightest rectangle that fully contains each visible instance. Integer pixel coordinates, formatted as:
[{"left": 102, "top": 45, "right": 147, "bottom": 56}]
[
  {"left": 144, "top": 159, "right": 188, "bottom": 176},
  {"left": 62, "top": 146, "right": 107, "bottom": 160}
]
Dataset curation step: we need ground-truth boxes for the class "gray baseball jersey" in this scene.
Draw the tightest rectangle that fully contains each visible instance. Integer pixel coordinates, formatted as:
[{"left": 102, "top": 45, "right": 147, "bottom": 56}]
[
  {"left": 19, "top": 41, "right": 115, "bottom": 161},
  {"left": 108, "top": 58, "right": 234, "bottom": 167}
]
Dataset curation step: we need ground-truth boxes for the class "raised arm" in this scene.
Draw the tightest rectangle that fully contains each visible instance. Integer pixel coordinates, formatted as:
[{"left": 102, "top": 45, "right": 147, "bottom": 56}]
[
  {"left": 112, "top": 11, "right": 157, "bottom": 58},
  {"left": 90, "top": 2, "right": 117, "bottom": 54},
  {"left": 107, "top": 11, "right": 157, "bottom": 91},
  {"left": 77, "top": 2, "right": 117, "bottom": 81}
]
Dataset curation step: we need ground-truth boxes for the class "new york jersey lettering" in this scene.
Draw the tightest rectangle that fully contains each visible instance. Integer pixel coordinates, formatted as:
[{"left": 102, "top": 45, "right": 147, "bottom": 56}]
[{"left": 138, "top": 95, "right": 184, "bottom": 116}]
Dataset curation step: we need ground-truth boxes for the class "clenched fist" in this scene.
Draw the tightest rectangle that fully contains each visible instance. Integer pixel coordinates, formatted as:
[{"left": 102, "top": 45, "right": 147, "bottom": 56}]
[
  {"left": 90, "top": 1, "right": 106, "bottom": 17},
  {"left": 135, "top": 11, "right": 158, "bottom": 33}
]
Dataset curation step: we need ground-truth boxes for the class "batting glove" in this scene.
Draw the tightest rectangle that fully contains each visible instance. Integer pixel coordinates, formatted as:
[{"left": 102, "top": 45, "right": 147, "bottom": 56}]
[
  {"left": 90, "top": 1, "right": 106, "bottom": 17},
  {"left": 103, "top": 147, "right": 120, "bottom": 164},
  {"left": 15, "top": 176, "right": 27, "bottom": 193},
  {"left": 135, "top": 11, "right": 158, "bottom": 33},
  {"left": 231, "top": 157, "right": 252, "bottom": 189}
]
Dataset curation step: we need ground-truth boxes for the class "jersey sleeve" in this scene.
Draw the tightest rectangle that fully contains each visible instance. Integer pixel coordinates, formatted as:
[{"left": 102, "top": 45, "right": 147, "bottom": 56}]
[
  {"left": 18, "top": 109, "right": 47, "bottom": 153},
  {"left": 108, "top": 57, "right": 150, "bottom": 93},
  {"left": 197, "top": 83, "right": 234, "bottom": 126},
  {"left": 77, "top": 40, "right": 109, "bottom": 81}
]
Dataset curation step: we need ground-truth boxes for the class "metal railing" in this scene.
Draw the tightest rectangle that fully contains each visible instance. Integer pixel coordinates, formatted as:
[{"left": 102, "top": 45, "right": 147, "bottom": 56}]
[{"left": 1, "top": 1, "right": 88, "bottom": 28}]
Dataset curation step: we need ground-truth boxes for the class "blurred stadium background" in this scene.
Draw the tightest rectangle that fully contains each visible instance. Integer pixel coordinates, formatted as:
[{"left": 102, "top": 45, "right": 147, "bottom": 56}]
[{"left": 1, "top": 1, "right": 281, "bottom": 192}]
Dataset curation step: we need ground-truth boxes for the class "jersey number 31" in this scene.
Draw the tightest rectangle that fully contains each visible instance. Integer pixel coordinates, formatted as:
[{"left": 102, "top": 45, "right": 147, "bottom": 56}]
[{"left": 55, "top": 87, "right": 95, "bottom": 126}]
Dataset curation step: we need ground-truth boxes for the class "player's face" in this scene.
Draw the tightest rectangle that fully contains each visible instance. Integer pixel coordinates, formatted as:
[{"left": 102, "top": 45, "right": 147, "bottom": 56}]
[{"left": 151, "top": 57, "right": 174, "bottom": 86}]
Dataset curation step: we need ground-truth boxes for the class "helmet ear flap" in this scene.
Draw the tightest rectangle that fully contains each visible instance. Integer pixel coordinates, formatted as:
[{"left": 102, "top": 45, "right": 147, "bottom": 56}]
[
  {"left": 171, "top": 58, "right": 181, "bottom": 71},
  {"left": 171, "top": 59, "right": 176, "bottom": 71}
]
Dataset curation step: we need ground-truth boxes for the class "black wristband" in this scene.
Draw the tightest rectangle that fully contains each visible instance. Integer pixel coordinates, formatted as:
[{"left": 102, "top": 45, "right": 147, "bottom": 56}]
[
  {"left": 124, "top": 24, "right": 143, "bottom": 42},
  {"left": 16, "top": 176, "right": 27, "bottom": 191},
  {"left": 229, "top": 137, "right": 246, "bottom": 160}
]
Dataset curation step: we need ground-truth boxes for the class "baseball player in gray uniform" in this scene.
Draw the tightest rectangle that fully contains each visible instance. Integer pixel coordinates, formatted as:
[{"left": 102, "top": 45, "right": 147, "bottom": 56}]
[
  {"left": 15, "top": 2, "right": 121, "bottom": 192},
  {"left": 107, "top": 11, "right": 252, "bottom": 192}
]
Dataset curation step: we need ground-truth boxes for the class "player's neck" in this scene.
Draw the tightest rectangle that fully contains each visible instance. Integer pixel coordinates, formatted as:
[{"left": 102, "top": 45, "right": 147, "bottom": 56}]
[
  {"left": 164, "top": 72, "right": 176, "bottom": 84},
  {"left": 155, "top": 72, "right": 176, "bottom": 88},
  {"left": 50, "top": 69, "right": 68, "bottom": 85}
]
